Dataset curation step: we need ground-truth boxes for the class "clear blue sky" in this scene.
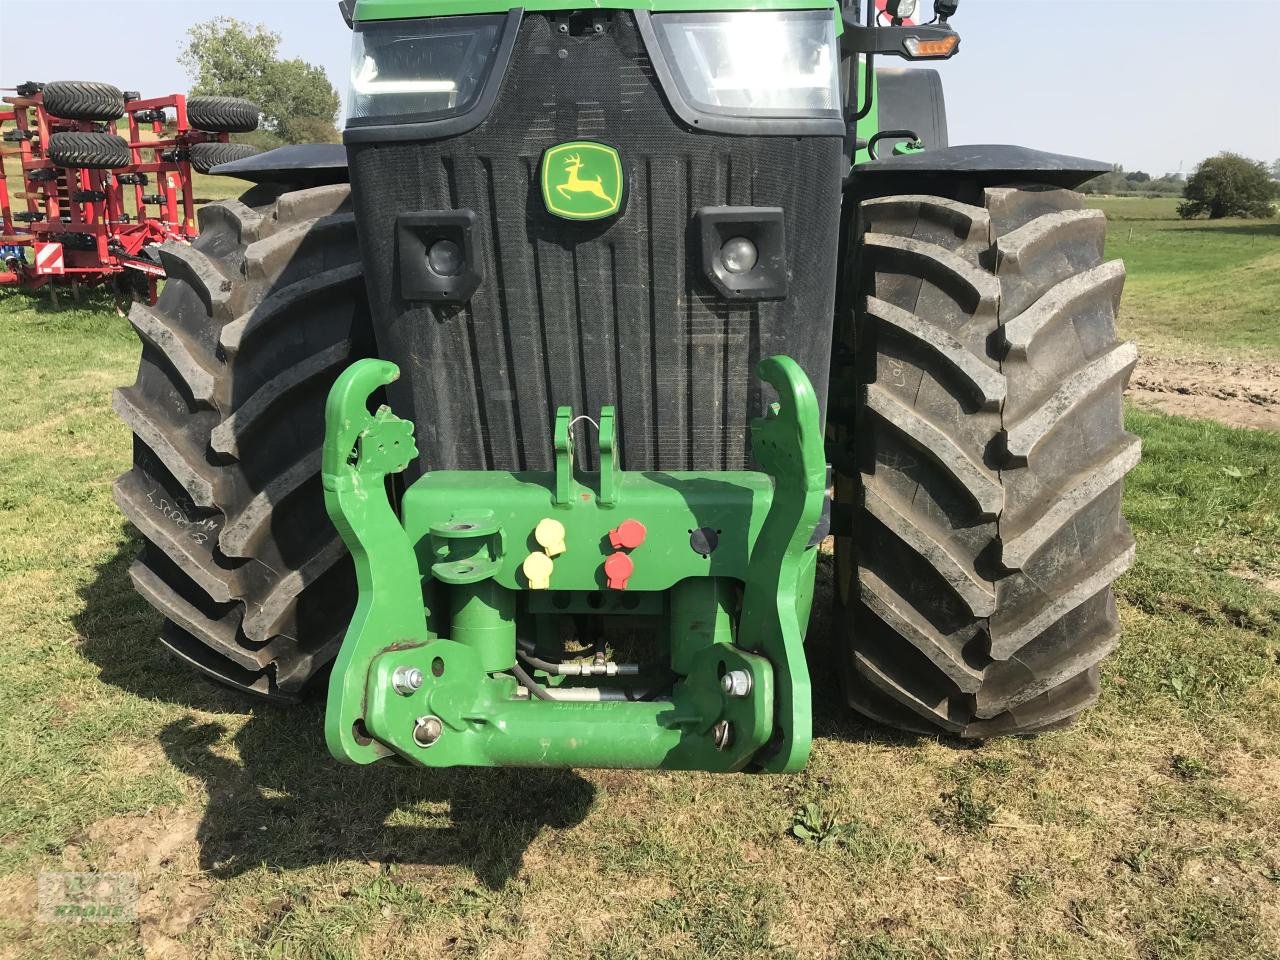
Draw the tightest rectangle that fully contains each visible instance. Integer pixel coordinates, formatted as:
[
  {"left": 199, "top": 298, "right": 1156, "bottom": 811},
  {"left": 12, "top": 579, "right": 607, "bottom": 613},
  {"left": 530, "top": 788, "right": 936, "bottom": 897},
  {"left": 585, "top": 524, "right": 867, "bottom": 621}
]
[{"left": 2, "top": 0, "right": 1276, "bottom": 175}]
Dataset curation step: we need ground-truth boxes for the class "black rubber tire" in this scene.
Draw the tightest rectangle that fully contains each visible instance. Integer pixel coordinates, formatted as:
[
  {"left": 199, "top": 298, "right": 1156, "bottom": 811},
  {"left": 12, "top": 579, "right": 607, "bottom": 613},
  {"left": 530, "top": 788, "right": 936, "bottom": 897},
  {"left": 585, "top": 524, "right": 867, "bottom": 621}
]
[
  {"left": 42, "top": 81, "right": 126, "bottom": 121},
  {"left": 835, "top": 184, "right": 1138, "bottom": 738},
  {"left": 189, "top": 142, "right": 261, "bottom": 175},
  {"left": 113, "top": 183, "right": 373, "bottom": 699},
  {"left": 46, "top": 131, "right": 130, "bottom": 170},
  {"left": 187, "top": 96, "right": 260, "bottom": 134}
]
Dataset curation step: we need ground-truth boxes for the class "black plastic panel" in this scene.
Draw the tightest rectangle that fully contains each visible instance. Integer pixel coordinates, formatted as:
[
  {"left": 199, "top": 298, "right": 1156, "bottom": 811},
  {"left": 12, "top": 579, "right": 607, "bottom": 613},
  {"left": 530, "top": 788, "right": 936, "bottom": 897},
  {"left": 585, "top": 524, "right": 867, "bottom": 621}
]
[
  {"left": 210, "top": 143, "right": 349, "bottom": 185},
  {"left": 854, "top": 143, "right": 1111, "bottom": 189},
  {"left": 347, "top": 11, "right": 843, "bottom": 475}
]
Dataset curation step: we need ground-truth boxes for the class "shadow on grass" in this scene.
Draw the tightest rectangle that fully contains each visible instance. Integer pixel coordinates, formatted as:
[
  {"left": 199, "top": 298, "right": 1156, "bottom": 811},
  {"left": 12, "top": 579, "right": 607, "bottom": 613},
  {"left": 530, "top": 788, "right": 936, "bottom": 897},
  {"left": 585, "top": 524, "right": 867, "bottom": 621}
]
[
  {"left": 806, "top": 556, "right": 934, "bottom": 750},
  {"left": 74, "top": 535, "right": 597, "bottom": 889}
]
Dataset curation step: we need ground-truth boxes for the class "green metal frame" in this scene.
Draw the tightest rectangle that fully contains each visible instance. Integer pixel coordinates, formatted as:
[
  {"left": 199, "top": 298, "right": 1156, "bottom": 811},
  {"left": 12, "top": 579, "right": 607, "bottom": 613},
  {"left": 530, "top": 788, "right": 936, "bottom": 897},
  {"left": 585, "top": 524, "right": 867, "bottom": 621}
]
[{"left": 321, "top": 356, "right": 826, "bottom": 772}]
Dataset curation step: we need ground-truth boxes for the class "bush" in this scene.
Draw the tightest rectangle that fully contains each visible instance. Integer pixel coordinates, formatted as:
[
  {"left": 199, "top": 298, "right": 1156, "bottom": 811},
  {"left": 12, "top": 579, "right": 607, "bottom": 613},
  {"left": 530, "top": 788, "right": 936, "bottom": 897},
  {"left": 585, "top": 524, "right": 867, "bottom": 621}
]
[
  {"left": 1179, "top": 153, "right": 1278, "bottom": 220},
  {"left": 232, "top": 129, "right": 285, "bottom": 151}
]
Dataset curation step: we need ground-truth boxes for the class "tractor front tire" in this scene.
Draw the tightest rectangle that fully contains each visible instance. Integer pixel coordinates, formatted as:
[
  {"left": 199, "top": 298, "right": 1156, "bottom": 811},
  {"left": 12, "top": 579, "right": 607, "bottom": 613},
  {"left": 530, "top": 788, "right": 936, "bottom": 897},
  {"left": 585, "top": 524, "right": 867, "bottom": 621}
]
[
  {"left": 47, "top": 131, "right": 131, "bottom": 170},
  {"left": 836, "top": 184, "right": 1138, "bottom": 737},
  {"left": 42, "top": 81, "right": 126, "bottom": 121},
  {"left": 113, "top": 183, "right": 372, "bottom": 698}
]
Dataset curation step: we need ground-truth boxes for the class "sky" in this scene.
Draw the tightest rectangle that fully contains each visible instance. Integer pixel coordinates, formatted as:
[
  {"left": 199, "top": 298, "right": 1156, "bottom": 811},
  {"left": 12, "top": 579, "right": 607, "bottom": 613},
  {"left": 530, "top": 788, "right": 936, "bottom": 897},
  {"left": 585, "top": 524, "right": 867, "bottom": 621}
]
[{"left": 1, "top": 0, "right": 1277, "bottom": 176}]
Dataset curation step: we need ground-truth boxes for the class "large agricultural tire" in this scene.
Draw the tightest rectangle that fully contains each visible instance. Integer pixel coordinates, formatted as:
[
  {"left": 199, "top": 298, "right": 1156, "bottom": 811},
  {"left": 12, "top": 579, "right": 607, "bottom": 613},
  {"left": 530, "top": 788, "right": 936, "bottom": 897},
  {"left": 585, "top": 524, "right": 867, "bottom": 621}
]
[
  {"left": 42, "top": 80, "right": 126, "bottom": 121},
  {"left": 187, "top": 96, "right": 260, "bottom": 134},
  {"left": 189, "top": 142, "right": 261, "bottom": 175},
  {"left": 113, "top": 183, "right": 373, "bottom": 698},
  {"left": 46, "top": 131, "right": 130, "bottom": 170},
  {"left": 835, "top": 184, "right": 1138, "bottom": 738}
]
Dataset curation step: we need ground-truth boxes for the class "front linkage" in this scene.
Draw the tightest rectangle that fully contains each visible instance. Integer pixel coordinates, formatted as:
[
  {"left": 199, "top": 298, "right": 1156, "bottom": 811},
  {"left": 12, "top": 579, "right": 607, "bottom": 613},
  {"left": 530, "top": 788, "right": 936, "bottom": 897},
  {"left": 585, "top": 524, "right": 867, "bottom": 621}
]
[{"left": 321, "top": 356, "right": 827, "bottom": 773}]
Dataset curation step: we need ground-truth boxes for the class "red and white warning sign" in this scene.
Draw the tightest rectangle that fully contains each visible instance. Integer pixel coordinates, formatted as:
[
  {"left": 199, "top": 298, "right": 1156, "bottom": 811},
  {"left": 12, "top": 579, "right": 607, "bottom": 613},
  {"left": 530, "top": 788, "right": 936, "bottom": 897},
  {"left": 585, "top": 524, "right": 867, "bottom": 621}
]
[{"left": 34, "top": 241, "right": 65, "bottom": 276}]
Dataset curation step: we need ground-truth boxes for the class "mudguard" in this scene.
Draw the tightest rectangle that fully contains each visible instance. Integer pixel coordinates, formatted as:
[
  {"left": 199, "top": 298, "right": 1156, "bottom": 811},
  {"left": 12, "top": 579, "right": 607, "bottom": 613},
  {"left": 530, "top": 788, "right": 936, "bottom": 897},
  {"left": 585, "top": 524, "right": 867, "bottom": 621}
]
[
  {"left": 210, "top": 143, "right": 349, "bottom": 186},
  {"left": 853, "top": 144, "right": 1111, "bottom": 190}
]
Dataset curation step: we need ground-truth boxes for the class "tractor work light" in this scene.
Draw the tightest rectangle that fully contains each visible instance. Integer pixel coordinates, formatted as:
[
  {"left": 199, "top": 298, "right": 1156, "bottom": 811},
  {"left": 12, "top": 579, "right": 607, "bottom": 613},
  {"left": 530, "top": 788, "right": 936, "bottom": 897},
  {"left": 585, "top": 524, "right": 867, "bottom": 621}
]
[
  {"left": 346, "top": 13, "right": 507, "bottom": 127},
  {"left": 886, "top": 0, "right": 919, "bottom": 23},
  {"left": 396, "top": 210, "right": 482, "bottom": 302},
  {"left": 427, "top": 239, "right": 463, "bottom": 278},
  {"left": 720, "top": 237, "right": 759, "bottom": 274},
  {"left": 650, "top": 10, "right": 842, "bottom": 119},
  {"left": 935, "top": 0, "right": 960, "bottom": 23},
  {"left": 697, "top": 207, "right": 788, "bottom": 300}
]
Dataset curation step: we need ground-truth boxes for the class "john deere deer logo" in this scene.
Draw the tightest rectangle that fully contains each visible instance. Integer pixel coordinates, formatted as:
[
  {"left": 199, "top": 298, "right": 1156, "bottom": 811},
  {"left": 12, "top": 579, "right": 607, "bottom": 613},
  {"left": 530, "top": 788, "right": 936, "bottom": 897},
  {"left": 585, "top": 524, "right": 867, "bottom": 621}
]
[{"left": 541, "top": 141, "right": 623, "bottom": 220}]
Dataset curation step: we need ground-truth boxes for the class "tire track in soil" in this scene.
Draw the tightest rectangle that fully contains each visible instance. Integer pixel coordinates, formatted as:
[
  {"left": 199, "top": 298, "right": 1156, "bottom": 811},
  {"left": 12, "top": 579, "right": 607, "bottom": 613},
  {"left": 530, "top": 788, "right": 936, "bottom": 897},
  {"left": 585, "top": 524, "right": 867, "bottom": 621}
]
[{"left": 1127, "top": 355, "right": 1280, "bottom": 433}]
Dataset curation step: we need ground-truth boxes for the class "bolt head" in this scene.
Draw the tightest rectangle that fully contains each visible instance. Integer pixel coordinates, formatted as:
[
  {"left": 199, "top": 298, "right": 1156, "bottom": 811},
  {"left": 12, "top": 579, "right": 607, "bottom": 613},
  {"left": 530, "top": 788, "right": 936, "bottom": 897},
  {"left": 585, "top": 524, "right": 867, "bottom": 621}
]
[
  {"left": 720, "top": 669, "right": 752, "bottom": 698},
  {"left": 393, "top": 666, "right": 424, "bottom": 696},
  {"left": 413, "top": 715, "right": 443, "bottom": 747},
  {"left": 712, "top": 720, "right": 733, "bottom": 751}
]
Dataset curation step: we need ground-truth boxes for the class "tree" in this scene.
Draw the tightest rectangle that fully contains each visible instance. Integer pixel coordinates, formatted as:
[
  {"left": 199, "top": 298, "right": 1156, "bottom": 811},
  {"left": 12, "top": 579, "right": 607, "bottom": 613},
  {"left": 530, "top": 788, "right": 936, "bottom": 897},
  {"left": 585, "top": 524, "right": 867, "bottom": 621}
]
[
  {"left": 1271, "top": 159, "right": 1280, "bottom": 181},
  {"left": 1127, "top": 171, "right": 1151, "bottom": 184},
  {"left": 180, "top": 18, "right": 341, "bottom": 144},
  {"left": 1178, "top": 153, "right": 1278, "bottom": 220},
  {"left": 1080, "top": 169, "right": 1127, "bottom": 195}
]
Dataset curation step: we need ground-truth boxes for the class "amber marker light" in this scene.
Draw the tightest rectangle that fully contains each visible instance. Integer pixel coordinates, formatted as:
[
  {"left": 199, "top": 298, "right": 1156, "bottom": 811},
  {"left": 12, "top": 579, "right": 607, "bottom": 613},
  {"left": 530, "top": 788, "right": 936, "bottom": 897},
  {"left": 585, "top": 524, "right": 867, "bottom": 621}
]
[{"left": 903, "top": 34, "right": 960, "bottom": 58}]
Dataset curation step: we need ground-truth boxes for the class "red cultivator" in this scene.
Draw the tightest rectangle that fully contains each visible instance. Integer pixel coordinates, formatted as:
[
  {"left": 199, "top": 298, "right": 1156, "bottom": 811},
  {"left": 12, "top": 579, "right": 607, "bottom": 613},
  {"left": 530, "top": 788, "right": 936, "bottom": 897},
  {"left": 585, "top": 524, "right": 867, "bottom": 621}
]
[{"left": 0, "top": 81, "right": 258, "bottom": 304}]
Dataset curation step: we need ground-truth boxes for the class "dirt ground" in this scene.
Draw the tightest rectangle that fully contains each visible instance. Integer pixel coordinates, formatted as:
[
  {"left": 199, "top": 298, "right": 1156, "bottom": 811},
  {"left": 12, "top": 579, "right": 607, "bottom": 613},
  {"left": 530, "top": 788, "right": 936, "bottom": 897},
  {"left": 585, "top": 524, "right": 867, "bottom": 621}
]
[{"left": 1127, "top": 355, "right": 1280, "bottom": 433}]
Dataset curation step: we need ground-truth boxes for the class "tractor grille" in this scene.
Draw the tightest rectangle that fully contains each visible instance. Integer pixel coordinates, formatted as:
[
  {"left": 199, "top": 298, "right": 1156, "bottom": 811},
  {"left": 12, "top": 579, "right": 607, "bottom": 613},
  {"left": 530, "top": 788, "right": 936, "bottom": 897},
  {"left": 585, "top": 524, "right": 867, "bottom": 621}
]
[{"left": 347, "top": 10, "right": 843, "bottom": 474}]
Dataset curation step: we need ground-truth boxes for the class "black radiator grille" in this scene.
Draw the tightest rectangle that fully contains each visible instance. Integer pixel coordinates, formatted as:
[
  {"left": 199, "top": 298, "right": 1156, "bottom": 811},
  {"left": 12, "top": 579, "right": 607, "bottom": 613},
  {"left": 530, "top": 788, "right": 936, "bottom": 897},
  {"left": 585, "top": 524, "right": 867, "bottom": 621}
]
[{"left": 348, "top": 11, "right": 842, "bottom": 474}]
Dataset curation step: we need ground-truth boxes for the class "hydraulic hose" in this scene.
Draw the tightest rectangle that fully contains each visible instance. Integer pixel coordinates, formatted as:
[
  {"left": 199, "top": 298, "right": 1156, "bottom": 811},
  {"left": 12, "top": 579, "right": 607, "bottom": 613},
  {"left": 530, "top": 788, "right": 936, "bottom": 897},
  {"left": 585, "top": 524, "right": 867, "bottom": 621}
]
[{"left": 510, "top": 662, "right": 556, "bottom": 700}]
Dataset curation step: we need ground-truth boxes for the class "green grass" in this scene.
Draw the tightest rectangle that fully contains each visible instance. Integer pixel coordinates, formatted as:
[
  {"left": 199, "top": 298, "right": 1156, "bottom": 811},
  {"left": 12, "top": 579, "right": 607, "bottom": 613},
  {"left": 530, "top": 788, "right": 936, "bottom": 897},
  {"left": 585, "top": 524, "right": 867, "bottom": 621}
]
[
  {"left": 0, "top": 288, "right": 1277, "bottom": 959},
  {"left": 1086, "top": 197, "right": 1280, "bottom": 358}
]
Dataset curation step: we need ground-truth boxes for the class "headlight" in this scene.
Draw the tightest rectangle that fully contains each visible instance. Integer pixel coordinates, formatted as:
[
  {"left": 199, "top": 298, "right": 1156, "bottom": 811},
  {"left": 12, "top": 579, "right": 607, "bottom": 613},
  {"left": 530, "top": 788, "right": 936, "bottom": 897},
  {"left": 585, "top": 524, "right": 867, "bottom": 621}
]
[
  {"left": 347, "top": 14, "right": 507, "bottom": 127},
  {"left": 650, "top": 10, "right": 842, "bottom": 120}
]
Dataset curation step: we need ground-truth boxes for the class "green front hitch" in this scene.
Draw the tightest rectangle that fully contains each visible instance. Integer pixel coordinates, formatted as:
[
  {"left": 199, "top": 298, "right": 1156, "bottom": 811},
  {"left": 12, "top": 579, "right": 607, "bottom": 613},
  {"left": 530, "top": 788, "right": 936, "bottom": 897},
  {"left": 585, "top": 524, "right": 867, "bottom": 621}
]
[{"left": 320, "top": 355, "right": 827, "bottom": 773}]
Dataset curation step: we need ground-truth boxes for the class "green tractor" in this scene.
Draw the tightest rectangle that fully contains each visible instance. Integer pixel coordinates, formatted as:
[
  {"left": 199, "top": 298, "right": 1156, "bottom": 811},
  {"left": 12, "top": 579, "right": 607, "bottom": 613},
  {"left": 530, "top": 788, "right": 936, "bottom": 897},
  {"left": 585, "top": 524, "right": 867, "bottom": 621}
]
[{"left": 113, "top": 0, "right": 1137, "bottom": 772}]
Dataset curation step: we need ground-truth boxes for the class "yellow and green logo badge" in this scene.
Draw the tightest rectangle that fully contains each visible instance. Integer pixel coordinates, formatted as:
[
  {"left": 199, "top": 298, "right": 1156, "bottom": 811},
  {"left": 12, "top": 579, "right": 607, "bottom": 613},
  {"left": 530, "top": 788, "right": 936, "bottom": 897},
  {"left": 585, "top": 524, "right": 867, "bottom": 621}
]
[{"left": 540, "top": 141, "right": 623, "bottom": 221}]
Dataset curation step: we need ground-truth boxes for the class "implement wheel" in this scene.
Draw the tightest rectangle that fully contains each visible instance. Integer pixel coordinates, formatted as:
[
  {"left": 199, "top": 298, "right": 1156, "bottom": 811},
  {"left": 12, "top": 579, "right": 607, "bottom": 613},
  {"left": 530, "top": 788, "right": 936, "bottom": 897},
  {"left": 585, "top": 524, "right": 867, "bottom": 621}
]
[
  {"left": 189, "top": 142, "right": 260, "bottom": 175},
  {"left": 187, "top": 96, "right": 261, "bottom": 134},
  {"left": 836, "top": 184, "right": 1138, "bottom": 737},
  {"left": 42, "top": 80, "right": 126, "bottom": 121},
  {"left": 47, "top": 132, "right": 130, "bottom": 169},
  {"left": 113, "top": 184, "right": 372, "bottom": 698}
]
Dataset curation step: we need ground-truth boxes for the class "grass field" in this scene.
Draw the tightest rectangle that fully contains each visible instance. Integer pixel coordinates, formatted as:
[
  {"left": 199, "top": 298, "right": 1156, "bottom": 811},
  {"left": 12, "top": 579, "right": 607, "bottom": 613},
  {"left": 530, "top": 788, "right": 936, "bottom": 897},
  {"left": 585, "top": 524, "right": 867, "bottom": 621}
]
[
  {"left": 1087, "top": 197, "right": 1280, "bottom": 358},
  {"left": 0, "top": 192, "right": 1277, "bottom": 958}
]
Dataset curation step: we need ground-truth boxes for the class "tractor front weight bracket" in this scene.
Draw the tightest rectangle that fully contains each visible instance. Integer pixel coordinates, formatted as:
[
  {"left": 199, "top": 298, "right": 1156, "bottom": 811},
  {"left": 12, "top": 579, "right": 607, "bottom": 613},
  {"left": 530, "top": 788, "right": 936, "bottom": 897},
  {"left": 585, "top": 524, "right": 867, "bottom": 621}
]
[{"left": 321, "top": 356, "right": 827, "bottom": 773}]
